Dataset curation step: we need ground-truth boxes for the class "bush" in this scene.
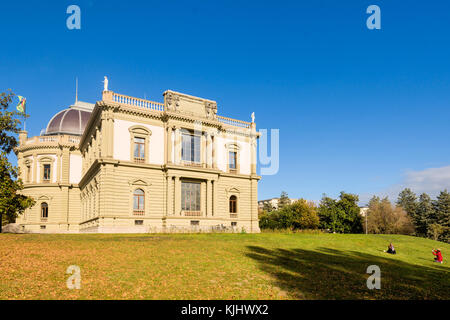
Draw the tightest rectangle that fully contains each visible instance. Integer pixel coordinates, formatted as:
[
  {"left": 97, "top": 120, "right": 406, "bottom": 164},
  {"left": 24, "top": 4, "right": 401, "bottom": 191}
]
[{"left": 259, "top": 199, "right": 320, "bottom": 230}]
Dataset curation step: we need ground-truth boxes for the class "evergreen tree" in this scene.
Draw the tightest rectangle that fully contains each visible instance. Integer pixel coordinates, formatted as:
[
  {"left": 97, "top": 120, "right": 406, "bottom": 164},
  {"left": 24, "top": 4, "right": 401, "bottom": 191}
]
[
  {"left": 415, "top": 193, "right": 434, "bottom": 237},
  {"left": 278, "top": 191, "right": 290, "bottom": 209},
  {"left": 397, "top": 188, "right": 418, "bottom": 220},
  {"left": 432, "top": 190, "right": 450, "bottom": 242}
]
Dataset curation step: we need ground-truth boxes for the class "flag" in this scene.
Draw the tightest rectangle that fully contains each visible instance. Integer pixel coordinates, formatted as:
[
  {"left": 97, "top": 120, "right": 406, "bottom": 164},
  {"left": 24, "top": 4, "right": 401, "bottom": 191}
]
[{"left": 16, "top": 95, "right": 26, "bottom": 113}]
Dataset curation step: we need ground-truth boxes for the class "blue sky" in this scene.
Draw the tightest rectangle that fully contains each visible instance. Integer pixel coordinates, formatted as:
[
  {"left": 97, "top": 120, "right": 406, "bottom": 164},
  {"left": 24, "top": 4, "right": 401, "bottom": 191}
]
[{"left": 1, "top": 0, "right": 450, "bottom": 203}]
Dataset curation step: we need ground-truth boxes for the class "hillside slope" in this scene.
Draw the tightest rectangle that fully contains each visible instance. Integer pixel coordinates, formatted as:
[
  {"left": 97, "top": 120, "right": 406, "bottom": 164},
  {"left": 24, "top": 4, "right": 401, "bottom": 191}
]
[{"left": 0, "top": 233, "right": 448, "bottom": 299}]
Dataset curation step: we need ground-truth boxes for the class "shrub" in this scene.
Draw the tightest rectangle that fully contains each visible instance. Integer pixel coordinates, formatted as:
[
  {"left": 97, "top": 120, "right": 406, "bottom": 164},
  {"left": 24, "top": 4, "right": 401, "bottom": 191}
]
[{"left": 259, "top": 199, "right": 319, "bottom": 230}]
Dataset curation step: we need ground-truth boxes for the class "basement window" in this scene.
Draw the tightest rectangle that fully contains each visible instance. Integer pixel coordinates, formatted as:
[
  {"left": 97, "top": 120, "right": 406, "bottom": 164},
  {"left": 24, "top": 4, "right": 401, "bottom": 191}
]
[
  {"left": 135, "top": 220, "right": 143, "bottom": 226},
  {"left": 40, "top": 225, "right": 46, "bottom": 230}
]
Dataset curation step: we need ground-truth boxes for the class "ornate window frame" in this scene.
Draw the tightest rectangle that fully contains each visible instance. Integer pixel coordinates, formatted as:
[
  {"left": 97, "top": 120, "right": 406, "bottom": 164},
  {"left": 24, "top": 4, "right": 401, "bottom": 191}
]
[
  {"left": 226, "top": 187, "right": 240, "bottom": 218},
  {"left": 181, "top": 129, "right": 202, "bottom": 165},
  {"left": 37, "top": 195, "right": 52, "bottom": 222},
  {"left": 128, "top": 126, "right": 152, "bottom": 164},
  {"left": 225, "top": 143, "right": 240, "bottom": 174},
  {"left": 38, "top": 156, "right": 55, "bottom": 183},
  {"left": 128, "top": 179, "right": 151, "bottom": 216},
  {"left": 24, "top": 158, "right": 33, "bottom": 183}
]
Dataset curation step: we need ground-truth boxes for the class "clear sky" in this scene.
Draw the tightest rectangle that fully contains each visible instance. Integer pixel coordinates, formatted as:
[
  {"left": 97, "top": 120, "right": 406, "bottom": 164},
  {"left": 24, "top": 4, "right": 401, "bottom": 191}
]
[{"left": 2, "top": 0, "right": 450, "bottom": 204}]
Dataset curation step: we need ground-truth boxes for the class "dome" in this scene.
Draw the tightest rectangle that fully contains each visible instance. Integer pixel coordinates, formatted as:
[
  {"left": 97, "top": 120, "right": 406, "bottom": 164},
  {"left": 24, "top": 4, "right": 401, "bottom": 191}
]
[{"left": 45, "top": 102, "right": 94, "bottom": 136}]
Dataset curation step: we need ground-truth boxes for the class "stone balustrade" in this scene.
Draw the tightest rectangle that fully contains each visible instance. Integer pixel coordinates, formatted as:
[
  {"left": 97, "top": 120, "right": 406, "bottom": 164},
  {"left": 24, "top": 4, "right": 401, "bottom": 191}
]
[
  {"left": 103, "top": 90, "right": 252, "bottom": 129},
  {"left": 24, "top": 135, "right": 81, "bottom": 146},
  {"left": 217, "top": 115, "right": 251, "bottom": 128}
]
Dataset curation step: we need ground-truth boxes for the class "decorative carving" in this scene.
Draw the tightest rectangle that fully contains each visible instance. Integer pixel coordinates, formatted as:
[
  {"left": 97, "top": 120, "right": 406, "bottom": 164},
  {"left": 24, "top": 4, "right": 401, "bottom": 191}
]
[
  {"left": 165, "top": 92, "right": 180, "bottom": 111},
  {"left": 205, "top": 101, "right": 217, "bottom": 119},
  {"left": 103, "top": 76, "right": 108, "bottom": 92}
]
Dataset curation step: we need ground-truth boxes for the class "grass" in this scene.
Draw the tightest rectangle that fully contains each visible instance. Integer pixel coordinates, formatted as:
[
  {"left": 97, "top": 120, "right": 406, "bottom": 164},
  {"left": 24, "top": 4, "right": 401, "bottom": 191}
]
[{"left": 0, "top": 233, "right": 449, "bottom": 300}]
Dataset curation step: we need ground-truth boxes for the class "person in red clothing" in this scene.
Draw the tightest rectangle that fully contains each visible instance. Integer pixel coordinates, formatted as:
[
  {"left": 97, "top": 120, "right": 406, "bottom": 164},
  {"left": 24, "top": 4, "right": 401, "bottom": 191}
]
[{"left": 432, "top": 249, "right": 443, "bottom": 263}]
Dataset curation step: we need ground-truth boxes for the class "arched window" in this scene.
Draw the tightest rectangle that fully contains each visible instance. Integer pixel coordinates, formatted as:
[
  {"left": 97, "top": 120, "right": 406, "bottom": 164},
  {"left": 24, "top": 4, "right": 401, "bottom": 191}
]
[
  {"left": 229, "top": 195, "right": 237, "bottom": 214},
  {"left": 133, "top": 189, "right": 145, "bottom": 215},
  {"left": 41, "top": 202, "right": 49, "bottom": 219}
]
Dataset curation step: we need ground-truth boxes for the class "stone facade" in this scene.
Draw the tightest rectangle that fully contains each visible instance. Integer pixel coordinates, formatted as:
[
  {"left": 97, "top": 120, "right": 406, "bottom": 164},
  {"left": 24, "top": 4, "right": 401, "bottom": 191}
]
[{"left": 15, "top": 88, "right": 261, "bottom": 233}]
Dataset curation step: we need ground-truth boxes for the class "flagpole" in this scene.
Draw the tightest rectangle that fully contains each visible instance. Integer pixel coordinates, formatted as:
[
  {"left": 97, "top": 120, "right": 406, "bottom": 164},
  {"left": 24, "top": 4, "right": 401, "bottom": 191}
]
[{"left": 24, "top": 101, "right": 26, "bottom": 131}]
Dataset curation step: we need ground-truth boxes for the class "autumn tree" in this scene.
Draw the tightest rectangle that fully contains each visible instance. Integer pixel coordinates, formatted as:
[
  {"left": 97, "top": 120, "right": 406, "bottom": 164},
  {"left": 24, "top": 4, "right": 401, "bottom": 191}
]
[
  {"left": 0, "top": 91, "right": 35, "bottom": 232},
  {"left": 367, "top": 196, "right": 414, "bottom": 235}
]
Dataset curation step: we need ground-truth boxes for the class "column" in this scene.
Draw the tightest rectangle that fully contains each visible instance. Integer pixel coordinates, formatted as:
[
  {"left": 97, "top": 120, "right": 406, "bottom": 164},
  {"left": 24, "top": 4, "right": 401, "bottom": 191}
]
[
  {"left": 174, "top": 176, "right": 181, "bottom": 215},
  {"left": 201, "top": 132, "right": 206, "bottom": 167},
  {"left": 166, "top": 175, "right": 173, "bottom": 215},
  {"left": 57, "top": 151, "right": 62, "bottom": 183},
  {"left": 251, "top": 123, "right": 257, "bottom": 174},
  {"left": 206, "top": 133, "right": 212, "bottom": 168},
  {"left": 174, "top": 128, "right": 180, "bottom": 164},
  {"left": 251, "top": 137, "right": 257, "bottom": 175},
  {"left": 212, "top": 133, "right": 218, "bottom": 169},
  {"left": 167, "top": 127, "right": 173, "bottom": 164},
  {"left": 206, "top": 179, "right": 212, "bottom": 216},
  {"left": 32, "top": 153, "right": 37, "bottom": 183},
  {"left": 212, "top": 179, "right": 218, "bottom": 216}
]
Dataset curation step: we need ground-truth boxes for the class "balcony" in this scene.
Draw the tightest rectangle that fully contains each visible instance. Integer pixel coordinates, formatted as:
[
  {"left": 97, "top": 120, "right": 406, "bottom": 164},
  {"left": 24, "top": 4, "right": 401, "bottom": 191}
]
[
  {"left": 24, "top": 134, "right": 81, "bottom": 146},
  {"left": 133, "top": 157, "right": 145, "bottom": 164},
  {"left": 182, "top": 211, "right": 202, "bottom": 217},
  {"left": 181, "top": 160, "right": 203, "bottom": 168},
  {"left": 133, "top": 210, "right": 145, "bottom": 216}
]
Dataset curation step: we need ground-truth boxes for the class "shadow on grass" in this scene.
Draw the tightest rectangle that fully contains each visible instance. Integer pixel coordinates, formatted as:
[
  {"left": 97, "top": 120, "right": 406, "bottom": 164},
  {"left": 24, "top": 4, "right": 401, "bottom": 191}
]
[{"left": 245, "top": 246, "right": 450, "bottom": 300}]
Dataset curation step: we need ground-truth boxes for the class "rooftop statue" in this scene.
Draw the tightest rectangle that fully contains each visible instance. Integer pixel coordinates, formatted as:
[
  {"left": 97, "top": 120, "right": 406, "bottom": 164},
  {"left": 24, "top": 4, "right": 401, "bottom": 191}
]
[{"left": 103, "top": 76, "right": 108, "bottom": 92}]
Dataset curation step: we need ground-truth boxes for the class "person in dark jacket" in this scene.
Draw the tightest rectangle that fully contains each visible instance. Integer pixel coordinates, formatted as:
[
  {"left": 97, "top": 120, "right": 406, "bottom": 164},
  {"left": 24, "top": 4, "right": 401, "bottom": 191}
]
[{"left": 386, "top": 243, "right": 396, "bottom": 254}]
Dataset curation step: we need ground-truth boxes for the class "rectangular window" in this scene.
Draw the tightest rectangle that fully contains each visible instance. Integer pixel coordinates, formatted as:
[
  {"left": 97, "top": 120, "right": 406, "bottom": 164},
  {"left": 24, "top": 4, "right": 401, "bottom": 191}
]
[
  {"left": 134, "top": 137, "right": 145, "bottom": 163},
  {"left": 190, "top": 220, "right": 199, "bottom": 226},
  {"left": 229, "top": 151, "right": 237, "bottom": 170},
  {"left": 231, "top": 222, "right": 237, "bottom": 227},
  {"left": 181, "top": 132, "right": 201, "bottom": 163},
  {"left": 43, "top": 164, "right": 51, "bottom": 181},
  {"left": 181, "top": 182, "right": 201, "bottom": 212},
  {"left": 135, "top": 220, "right": 143, "bottom": 225},
  {"left": 26, "top": 166, "right": 31, "bottom": 182},
  {"left": 40, "top": 225, "right": 46, "bottom": 230}
]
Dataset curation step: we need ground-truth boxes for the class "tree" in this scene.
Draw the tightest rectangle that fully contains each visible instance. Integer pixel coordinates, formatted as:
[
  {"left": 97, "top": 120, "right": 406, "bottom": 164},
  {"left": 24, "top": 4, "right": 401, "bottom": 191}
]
[
  {"left": 0, "top": 90, "right": 35, "bottom": 232},
  {"left": 428, "top": 223, "right": 445, "bottom": 242},
  {"left": 318, "top": 192, "right": 363, "bottom": 233},
  {"left": 415, "top": 193, "right": 434, "bottom": 237},
  {"left": 397, "top": 188, "right": 418, "bottom": 221},
  {"left": 367, "top": 196, "right": 414, "bottom": 235},
  {"left": 262, "top": 201, "right": 273, "bottom": 213},
  {"left": 432, "top": 190, "right": 450, "bottom": 242},
  {"left": 289, "top": 200, "right": 320, "bottom": 230},
  {"left": 278, "top": 191, "right": 290, "bottom": 209},
  {"left": 258, "top": 199, "right": 319, "bottom": 230}
]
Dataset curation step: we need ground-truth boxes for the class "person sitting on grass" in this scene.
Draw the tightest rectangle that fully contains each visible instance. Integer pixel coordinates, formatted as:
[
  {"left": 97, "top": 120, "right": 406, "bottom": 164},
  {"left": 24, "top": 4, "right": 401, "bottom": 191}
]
[
  {"left": 384, "top": 243, "right": 396, "bottom": 254},
  {"left": 432, "top": 249, "right": 443, "bottom": 264}
]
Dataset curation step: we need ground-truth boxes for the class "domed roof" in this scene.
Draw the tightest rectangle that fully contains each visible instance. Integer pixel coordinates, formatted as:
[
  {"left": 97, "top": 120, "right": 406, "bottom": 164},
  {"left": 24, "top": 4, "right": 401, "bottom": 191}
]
[{"left": 45, "top": 101, "right": 94, "bottom": 136}]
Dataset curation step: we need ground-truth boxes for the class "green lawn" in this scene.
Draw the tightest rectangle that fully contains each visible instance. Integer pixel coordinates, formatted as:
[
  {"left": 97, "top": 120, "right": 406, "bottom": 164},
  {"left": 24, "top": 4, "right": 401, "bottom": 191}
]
[{"left": 0, "top": 233, "right": 448, "bottom": 299}]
